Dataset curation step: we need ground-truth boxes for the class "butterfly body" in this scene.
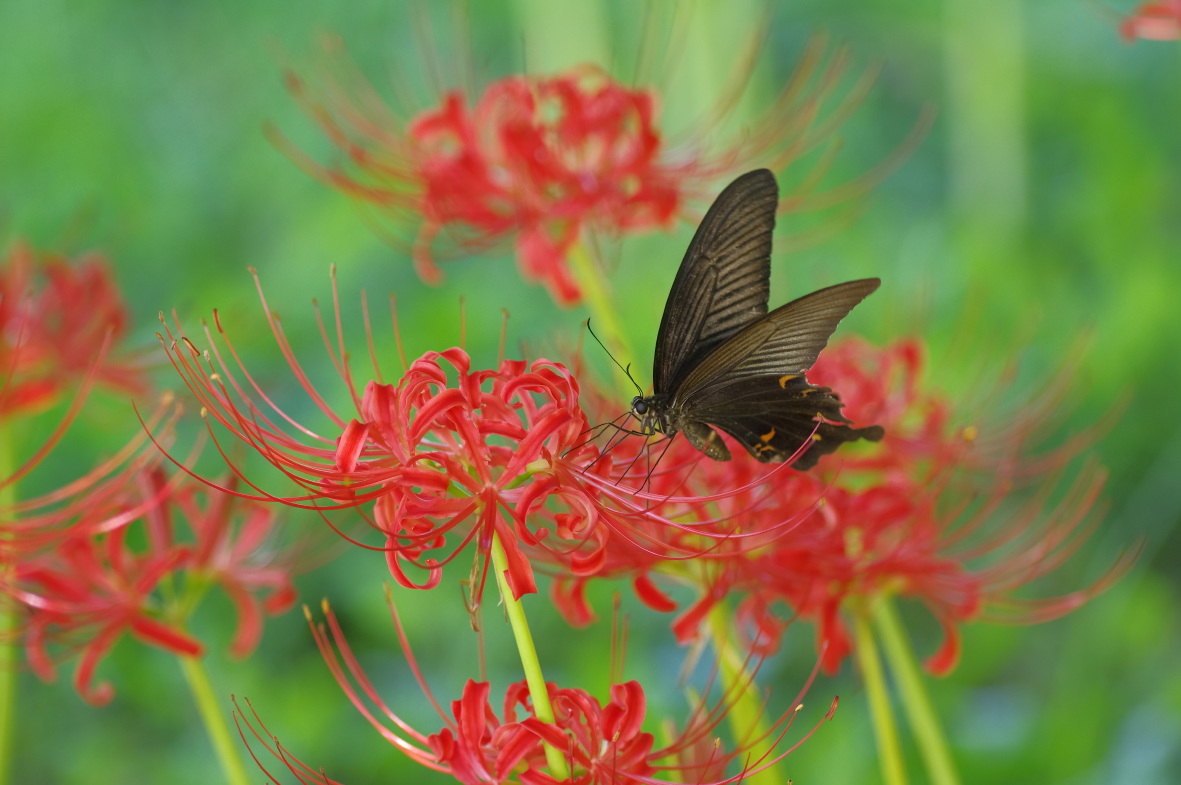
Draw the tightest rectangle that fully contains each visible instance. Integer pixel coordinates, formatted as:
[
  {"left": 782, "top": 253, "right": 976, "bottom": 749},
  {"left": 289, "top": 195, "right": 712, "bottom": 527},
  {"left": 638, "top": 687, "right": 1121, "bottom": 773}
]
[
  {"left": 632, "top": 169, "right": 884, "bottom": 470},
  {"left": 632, "top": 392, "right": 731, "bottom": 459}
]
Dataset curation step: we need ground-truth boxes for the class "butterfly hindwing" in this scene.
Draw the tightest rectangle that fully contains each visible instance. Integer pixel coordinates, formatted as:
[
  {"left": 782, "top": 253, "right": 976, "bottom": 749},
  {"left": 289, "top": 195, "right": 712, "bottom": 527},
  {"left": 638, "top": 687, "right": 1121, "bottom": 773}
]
[
  {"left": 679, "top": 373, "right": 885, "bottom": 467},
  {"left": 654, "top": 169, "right": 779, "bottom": 393}
]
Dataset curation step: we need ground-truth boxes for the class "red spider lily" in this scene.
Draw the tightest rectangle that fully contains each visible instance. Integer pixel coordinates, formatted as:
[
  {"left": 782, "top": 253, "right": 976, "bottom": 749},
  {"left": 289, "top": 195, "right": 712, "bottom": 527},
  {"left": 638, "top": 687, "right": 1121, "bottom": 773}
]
[
  {"left": 404, "top": 69, "right": 680, "bottom": 304},
  {"left": 284, "top": 62, "right": 682, "bottom": 305},
  {"left": 354, "top": 348, "right": 601, "bottom": 602},
  {"left": 556, "top": 339, "right": 1134, "bottom": 676},
  {"left": 0, "top": 241, "right": 147, "bottom": 416},
  {"left": 161, "top": 305, "right": 599, "bottom": 605},
  {"left": 233, "top": 599, "right": 835, "bottom": 785},
  {"left": 158, "top": 271, "right": 825, "bottom": 612},
  {"left": 279, "top": 34, "right": 912, "bottom": 305},
  {"left": 1121, "top": 0, "right": 1181, "bottom": 40},
  {"left": 3, "top": 468, "right": 298, "bottom": 705}
]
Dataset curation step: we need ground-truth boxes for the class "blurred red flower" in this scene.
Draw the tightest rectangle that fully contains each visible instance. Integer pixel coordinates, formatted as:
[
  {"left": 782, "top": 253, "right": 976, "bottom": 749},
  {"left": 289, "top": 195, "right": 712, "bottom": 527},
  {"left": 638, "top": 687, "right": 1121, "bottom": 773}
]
[
  {"left": 407, "top": 69, "right": 681, "bottom": 304},
  {"left": 3, "top": 469, "right": 298, "bottom": 705},
  {"left": 1, "top": 240, "right": 174, "bottom": 557},
  {"left": 280, "top": 36, "right": 905, "bottom": 305},
  {"left": 1121, "top": 0, "right": 1181, "bottom": 40},
  {"left": 0, "top": 241, "right": 147, "bottom": 417}
]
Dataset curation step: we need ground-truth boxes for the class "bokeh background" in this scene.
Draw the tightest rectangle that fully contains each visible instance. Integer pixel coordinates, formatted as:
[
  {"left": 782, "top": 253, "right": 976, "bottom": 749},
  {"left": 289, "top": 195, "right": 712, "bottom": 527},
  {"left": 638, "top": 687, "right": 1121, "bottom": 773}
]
[{"left": 2, "top": 0, "right": 1179, "bottom": 782}]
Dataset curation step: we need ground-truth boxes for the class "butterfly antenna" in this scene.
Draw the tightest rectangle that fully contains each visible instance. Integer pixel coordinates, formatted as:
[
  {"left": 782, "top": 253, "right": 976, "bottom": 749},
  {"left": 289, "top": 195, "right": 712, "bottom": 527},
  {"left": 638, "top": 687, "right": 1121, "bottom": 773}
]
[{"left": 586, "top": 319, "right": 644, "bottom": 397}]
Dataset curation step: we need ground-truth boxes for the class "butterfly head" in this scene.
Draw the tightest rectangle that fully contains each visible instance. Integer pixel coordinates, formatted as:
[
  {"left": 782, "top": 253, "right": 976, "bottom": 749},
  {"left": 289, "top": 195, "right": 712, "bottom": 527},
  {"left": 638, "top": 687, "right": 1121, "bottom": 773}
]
[{"left": 631, "top": 394, "right": 666, "bottom": 436}]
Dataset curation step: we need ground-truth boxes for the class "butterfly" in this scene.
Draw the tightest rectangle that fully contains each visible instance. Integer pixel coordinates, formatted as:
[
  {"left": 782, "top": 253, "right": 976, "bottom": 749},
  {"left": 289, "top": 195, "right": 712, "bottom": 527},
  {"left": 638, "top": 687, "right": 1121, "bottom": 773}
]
[{"left": 630, "top": 168, "right": 884, "bottom": 470}]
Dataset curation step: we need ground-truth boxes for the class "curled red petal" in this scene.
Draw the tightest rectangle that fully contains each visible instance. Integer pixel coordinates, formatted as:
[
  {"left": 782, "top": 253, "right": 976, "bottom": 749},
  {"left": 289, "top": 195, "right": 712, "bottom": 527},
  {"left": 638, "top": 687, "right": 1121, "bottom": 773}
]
[{"left": 633, "top": 573, "right": 678, "bottom": 613}]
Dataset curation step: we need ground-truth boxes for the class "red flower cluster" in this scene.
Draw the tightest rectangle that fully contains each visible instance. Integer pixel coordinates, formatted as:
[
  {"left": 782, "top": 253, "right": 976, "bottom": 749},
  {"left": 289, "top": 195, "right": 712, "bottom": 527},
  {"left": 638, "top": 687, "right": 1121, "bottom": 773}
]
[
  {"left": 407, "top": 69, "right": 682, "bottom": 304},
  {"left": 0, "top": 242, "right": 146, "bottom": 416},
  {"left": 350, "top": 348, "right": 598, "bottom": 602},
  {"left": 164, "top": 269, "right": 1129, "bottom": 682},
  {"left": 165, "top": 307, "right": 590, "bottom": 605},
  {"left": 281, "top": 37, "right": 903, "bottom": 305},
  {"left": 284, "top": 61, "right": 683, "bottom": 304},
  {"left": 552, "top": 338, "right": 1131, "bottom": 676},
  {"left": 160, "top": 273, "right": 803, "bottom": 613},
  {"left": 4, "top": 469, "right": 298, "bottom": 705},
  {"left": 236, "top": 600, "right": 833, "bottom": 785}
]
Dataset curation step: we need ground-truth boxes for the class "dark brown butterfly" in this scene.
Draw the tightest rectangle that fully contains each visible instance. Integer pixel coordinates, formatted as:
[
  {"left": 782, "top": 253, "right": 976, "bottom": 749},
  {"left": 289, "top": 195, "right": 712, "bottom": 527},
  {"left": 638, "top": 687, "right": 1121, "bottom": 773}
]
[{"left": 630, "top": 168, "right": 884, "bottom": 470}]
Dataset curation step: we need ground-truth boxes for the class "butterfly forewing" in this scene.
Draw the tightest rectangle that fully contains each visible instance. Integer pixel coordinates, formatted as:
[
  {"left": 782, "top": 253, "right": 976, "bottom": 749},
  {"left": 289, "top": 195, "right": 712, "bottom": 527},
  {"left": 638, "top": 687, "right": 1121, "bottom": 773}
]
[{"left": 654, "top": 169, "right": 779, "bottom": 393}]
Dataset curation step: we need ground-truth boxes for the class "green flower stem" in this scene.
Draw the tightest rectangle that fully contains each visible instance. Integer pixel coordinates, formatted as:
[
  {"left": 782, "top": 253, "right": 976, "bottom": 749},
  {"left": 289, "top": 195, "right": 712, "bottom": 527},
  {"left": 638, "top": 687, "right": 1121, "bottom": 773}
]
[
  {"left": 0, "top": 428, "right": 16, "bottom": 785},
  {"left": 489, "top": 531, "right": 571, "bottom": 780},
  {"left": 853, "top": 607, "right": 908, "bottom": 785},
  {"left": 873, "top": 597, "right": 962, "bottom": 785},
  {"left": 568, "top": 242, "right": 636, "bottom": 378},
  {"left": 178, "top": 655, "right": 251, "bottom": 785},
  {"left": 0, "top": 588, "right": 14, "bottom": 785},
  {"left": 706, "top": 603, "right": 780, "bottom": 785}
]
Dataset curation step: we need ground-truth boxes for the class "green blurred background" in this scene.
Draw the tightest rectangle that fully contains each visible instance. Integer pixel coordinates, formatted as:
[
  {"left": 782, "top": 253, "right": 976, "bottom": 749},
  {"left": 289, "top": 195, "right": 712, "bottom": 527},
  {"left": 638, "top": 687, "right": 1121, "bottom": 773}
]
[{"left": 2, "top": 0, "right": 1178, "bottom": 782}]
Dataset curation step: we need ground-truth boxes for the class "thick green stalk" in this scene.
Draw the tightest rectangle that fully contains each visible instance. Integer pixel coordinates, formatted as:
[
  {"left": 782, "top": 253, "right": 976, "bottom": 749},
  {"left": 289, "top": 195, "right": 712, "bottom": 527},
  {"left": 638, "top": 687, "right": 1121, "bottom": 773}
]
[
  {"left": 943, "top": 0, "right": 1027, "bottom": 248},
  {"left": 489, "top": 532, "right": 570, "bottom": 780},
  {"left": 510, "top": 0, "right": 609, "bottom": 76},
  {"left": 853, "top": 608, "right": 908, "bottom": 785},
  {"left": 873, "top": 598, "right": 962, "bottom": 785},
  {"left": 0, "top": 428, "right": 15, "bottom": 785},
  {"left": 706, "top": 603, "right": 781, "bottom": 785},
  {"left": 178, "top": 655, "right": 251, "bottom": 785},
  {"left": 567, "top": 242, "right": 635, "bottom": 372},
  {"left": 0, "top": 587, "right": 13, "bottom": 785}
]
